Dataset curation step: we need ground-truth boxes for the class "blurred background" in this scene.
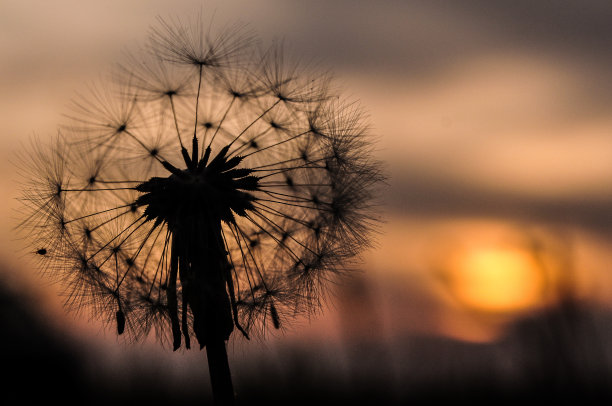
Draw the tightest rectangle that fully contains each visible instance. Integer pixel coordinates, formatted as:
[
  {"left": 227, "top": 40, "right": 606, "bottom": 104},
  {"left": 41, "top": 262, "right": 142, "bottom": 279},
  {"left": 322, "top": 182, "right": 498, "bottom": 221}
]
[{"left": 2, "top": 0, "right": 612, "bottom": 404}]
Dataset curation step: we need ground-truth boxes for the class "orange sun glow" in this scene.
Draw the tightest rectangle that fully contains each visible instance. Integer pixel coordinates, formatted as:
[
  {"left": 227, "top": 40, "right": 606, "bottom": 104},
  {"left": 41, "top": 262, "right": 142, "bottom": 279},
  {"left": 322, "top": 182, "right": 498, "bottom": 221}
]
[{"left": 450, "top": 247, "right": 544, "bottom": 313}]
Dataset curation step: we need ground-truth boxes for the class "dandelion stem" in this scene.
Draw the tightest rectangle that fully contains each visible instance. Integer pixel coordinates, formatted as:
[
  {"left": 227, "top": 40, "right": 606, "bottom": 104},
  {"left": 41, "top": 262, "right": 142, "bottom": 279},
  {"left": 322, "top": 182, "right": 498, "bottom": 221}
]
[
  {"left": 255, "top": 198, "right": 331, "bottom": 212},
  {"left": 258, "top": 182, "right": 333, "bottom": 187},
  {"left": 86, "top": 215, "right": 146, "bottom": 262},
  {"left": 232, "top": 222, "right": 269, "bottom": 290},
  {"left": 240, "top": 130, "right": 310, "bottom": 159},
  {"left": 243, "top": 213, "right": 302, "bottom": 262},
  {"left": 96, "top": 180, "right": 146, "bottom": 184},
  {"left": 64, "top": 204, "right": 132, "bottom": 225},
  {"left": 226, "top": 99, "right": 281, "bottom": 149},
  {"left": 124, "top": 130, "right": 165, "bottom": 163},
  {"left": 169, "top": 94, "right": 184, "bottom": 148},
  {"left": 252, "top": 201, "right": 311, "bottom": 227},
  {"left": 205, "top": 96, "right": 236, "bottom": 152},
  {"left": 250, "top": 209, "right": 317, "bottom": 255},
  {"left": 250, "top": 156, "right": 327, "bottom": 171},
  {"left": 168, "top": 234, "right": 182, "bottom": 350},
  {"left": 228, "top": 223, "right": 259, "bottom": 302},
  {"left": 61, "top": 187, "right": 136, "bottom": 192},
  {"left": 229, "top": 127, "right": 272, "bottom": 157},
  {"left": 256, "top": 164, "right": 327, "bottom": 179},
  {"left": 206, "top": 339, "right": 235, "bottom": 406},
  {"left": 260, "top": 189, "right": 313, "bottom": 203},
  {"left": 194, "top": 65, "right": 204, "bottom": 141},
  {"left": 219, "top": 226, "right": 250, "bottom": 339},
  {"left": 148, "top": 229, "right": 171, "bottom": 298},
  {"left": 138, "top": 224, "right": 165, "bottom": 279},
  {"left": 115, "top": 224, "right": 158, "bottom": 290},
  {"left": 250, "top": 156, "right": 323, "bottom": 170},
  {"left": 89, "top": 209, "right": 132, "bottom": 233}
]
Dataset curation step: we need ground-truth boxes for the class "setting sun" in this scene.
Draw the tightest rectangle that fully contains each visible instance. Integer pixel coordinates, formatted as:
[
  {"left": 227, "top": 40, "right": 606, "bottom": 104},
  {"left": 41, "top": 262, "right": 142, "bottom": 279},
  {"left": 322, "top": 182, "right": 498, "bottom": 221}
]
[{"left": 450, "top": 248, "right": 543, "bottom": 313}]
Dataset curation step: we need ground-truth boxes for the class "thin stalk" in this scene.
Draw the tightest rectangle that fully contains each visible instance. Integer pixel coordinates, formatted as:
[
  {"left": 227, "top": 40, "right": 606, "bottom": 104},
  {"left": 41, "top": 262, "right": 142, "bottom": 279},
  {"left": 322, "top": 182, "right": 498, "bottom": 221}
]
[{"left": 206, "top": 339, "right": 235, "bottom": 406}]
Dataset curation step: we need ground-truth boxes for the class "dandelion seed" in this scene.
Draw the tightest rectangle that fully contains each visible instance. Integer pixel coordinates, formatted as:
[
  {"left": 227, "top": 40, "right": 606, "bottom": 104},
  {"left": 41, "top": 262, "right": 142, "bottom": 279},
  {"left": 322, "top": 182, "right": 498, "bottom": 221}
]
[
  {"left": 116, "top": 309, "right": 126, "bottom": 335},
  {"left": 17, "top": 15, "right": 383, "bottom": 406}
]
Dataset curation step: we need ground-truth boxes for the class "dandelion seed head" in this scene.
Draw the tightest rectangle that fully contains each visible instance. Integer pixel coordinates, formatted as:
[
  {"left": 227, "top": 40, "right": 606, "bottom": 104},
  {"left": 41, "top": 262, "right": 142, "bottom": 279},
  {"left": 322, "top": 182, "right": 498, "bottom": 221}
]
[{"left": 17, "top": 16, "right": 384, "bottom": 349}]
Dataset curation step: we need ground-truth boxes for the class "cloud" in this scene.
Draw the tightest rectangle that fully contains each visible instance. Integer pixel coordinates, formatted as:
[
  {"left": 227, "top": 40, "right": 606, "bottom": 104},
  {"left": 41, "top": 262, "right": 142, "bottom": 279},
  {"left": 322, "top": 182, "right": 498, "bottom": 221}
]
[
  {"left": 249, "top": 1, "right": 612, "bottom": 76},
  {"left": 387, "top": 170, "right": 612, "bottom": 238}
]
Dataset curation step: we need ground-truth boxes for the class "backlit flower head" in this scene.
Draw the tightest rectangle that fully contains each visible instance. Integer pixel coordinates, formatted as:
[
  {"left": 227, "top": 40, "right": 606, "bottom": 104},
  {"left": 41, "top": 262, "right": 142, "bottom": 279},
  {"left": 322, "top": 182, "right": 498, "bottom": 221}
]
[{"left": 18, "top": 17, "right": 384, "bottom": 351}]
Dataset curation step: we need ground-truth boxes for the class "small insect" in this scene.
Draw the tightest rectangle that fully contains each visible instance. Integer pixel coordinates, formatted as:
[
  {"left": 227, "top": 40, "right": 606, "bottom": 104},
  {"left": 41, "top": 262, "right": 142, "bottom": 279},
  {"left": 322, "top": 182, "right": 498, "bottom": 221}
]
[{"left": 270, "top": 302, "right": 280, "bottom": 330}]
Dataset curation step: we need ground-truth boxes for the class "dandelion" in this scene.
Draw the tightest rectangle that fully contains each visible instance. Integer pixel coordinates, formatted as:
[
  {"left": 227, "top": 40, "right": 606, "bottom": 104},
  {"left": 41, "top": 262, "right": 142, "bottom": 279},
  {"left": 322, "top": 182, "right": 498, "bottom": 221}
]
[{"left": 17, "top": 15, "right": 383, "bottom": 405}]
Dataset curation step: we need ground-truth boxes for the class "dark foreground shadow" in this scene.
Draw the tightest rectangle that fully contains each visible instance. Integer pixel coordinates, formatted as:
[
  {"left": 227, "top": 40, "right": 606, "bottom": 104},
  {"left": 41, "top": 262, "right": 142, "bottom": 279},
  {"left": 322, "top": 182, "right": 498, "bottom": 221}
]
[{"left": 3, "top": 267, "right": 612, "bottom": 405}]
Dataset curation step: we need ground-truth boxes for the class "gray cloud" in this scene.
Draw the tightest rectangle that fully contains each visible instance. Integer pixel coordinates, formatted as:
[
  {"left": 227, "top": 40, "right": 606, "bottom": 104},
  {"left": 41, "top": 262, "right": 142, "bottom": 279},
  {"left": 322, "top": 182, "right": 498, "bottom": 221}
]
[
  {"left": 255, "top": 0, "right": 612, "bottom": 76},
  {"left": 387, "top": 171, "right": 612, "bottom": 237}
]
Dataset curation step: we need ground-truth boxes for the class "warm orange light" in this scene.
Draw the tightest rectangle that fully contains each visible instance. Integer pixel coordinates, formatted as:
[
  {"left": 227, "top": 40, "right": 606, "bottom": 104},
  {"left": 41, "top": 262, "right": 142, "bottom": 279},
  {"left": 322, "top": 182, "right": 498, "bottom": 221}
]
[{"left": 450, "top": 248, "right": 543, "bottom": 313}]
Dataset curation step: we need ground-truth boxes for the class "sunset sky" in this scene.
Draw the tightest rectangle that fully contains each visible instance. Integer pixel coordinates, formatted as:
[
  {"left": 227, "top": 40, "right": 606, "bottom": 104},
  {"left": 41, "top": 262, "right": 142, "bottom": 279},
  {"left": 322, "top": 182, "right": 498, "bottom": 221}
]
[{"left": 1, "top": 0, "right": 612, "bottom": 398}]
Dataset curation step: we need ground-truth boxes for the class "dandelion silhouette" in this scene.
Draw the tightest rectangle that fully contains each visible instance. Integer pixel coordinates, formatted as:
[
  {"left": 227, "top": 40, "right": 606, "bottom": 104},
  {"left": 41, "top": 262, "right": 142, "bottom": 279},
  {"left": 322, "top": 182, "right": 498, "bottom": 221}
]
[{"left": 18, "top": 16, "right": 383, "bottom": 405}]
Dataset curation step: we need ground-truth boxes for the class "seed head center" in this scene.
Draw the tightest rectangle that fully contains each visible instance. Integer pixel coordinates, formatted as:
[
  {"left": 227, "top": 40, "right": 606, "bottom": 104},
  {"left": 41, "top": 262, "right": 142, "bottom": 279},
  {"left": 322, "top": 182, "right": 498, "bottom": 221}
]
[{"left": 135, "top": 147, "right": 259, "bottom": 227}]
